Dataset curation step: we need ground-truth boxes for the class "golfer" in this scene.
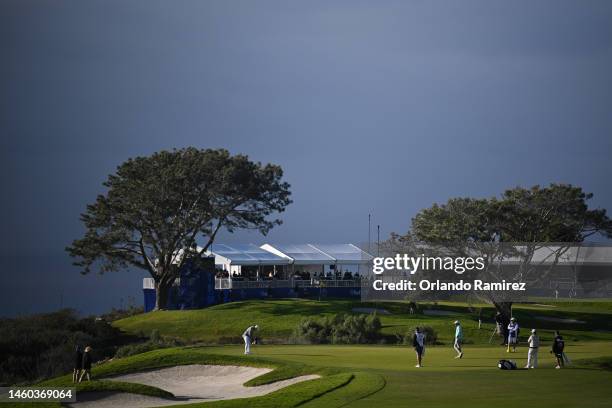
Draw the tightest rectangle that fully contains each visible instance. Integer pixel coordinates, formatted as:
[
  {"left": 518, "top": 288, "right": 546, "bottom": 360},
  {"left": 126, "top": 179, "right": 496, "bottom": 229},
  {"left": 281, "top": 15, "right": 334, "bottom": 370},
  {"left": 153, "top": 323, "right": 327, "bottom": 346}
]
[
  {"left": 453, "top": 320, "right": 463, "bottom": 359},
  {"left": 412, "top": 327, "right": 426, "bottom": 368},
  {"left": 552, "top": 331, "right": 565, "bottom": 369},
  {"left": 525, "top": 329, "right": 539, "bottom": 368},
  {"left": 242, "top": 324, "right": 259, "bottom": 355},
  {"left": 507, "top": 317, "right": 519, "bottom": 353}
]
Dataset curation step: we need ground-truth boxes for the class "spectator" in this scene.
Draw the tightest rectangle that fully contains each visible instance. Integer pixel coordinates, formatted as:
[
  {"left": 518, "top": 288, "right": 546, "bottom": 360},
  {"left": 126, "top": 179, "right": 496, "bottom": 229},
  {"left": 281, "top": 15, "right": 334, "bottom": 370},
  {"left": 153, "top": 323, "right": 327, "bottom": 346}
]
[
  {"left": 72, "top": 345, "right": 83, "bottom": 383},
  {"left": 78, "top": 346, "right": 93, "bottom": 382}
]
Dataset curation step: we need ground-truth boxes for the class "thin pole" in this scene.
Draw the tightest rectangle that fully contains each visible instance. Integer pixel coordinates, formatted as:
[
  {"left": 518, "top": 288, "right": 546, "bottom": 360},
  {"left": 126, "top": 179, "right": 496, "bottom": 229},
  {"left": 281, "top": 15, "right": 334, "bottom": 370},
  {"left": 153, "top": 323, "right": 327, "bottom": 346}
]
[
  {"left": 368, "top": 214, "right": 371, "bottom": 253},
  {"left": 377, "top": 225, "right": 380, "bottom": 257}
]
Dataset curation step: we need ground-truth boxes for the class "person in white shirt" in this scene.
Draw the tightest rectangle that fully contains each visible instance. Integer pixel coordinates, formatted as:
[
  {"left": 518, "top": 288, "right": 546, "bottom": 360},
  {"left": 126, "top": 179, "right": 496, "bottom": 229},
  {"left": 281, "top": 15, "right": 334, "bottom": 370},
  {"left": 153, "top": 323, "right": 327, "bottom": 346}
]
[
  {"left": 242, "top": 324, "right": 259, "bottom": 355},
  {"left": 412, "top": 327, "right": 426, "bottom": 368},
  {"left": 507, "top": 317, "right": 519, "bottom": 353},
  {"left": 525, "top": 329, "right": 539, "bottom": 368}
]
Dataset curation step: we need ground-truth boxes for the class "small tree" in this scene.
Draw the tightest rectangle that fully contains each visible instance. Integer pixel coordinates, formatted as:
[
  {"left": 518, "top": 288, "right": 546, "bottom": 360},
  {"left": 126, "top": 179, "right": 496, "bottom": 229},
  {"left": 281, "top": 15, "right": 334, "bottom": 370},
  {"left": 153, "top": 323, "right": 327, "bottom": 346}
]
[{"left": 67, "top": 148, "right": 291, "bottom": 310}]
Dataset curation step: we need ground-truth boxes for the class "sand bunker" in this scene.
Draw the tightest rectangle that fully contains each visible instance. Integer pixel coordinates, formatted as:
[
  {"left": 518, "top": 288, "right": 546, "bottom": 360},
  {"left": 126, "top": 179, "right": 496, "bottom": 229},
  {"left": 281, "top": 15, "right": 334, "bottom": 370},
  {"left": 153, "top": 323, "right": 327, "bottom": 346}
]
[{"left": 69, "top": 364, "right": 320, "bottom": 408}]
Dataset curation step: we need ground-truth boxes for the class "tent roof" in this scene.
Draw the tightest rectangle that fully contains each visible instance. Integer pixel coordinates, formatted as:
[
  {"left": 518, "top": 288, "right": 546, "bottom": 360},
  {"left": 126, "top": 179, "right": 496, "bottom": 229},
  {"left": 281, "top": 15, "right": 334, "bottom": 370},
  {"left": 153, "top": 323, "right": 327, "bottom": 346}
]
[
  {"left": 311, "top": 243, "right": 373, "bottom": 264},
  {"left": 212, "top": 244, "right": 291, "bottom": 266},
  {"left": 261, "top": 243, "right": 373, "bottom": 265}
]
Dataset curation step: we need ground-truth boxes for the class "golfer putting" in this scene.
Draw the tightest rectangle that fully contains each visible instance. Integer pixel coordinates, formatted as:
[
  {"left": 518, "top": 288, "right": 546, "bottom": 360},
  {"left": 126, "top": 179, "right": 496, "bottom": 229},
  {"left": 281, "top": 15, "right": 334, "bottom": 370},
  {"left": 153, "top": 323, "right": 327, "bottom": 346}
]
[
  {"left": 507, "top": 317, "right": 519, "bottom": 352},
  {"left": 453, "top": 320, "right": 464, "bottom": 358},
  {"left": 412, "top": 327, "right": 426, "bottom": 368},
  {"left": 242, "top": 324, "right": 259, "bottom": 355}
]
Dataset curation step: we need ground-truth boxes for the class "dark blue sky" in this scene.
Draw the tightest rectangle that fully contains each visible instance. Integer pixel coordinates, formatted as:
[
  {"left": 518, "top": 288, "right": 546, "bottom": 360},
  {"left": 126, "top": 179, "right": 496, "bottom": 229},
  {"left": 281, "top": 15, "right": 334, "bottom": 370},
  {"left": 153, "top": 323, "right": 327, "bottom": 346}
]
[{"left": 1, "top": 1, "right": 611, "bottom": 316}]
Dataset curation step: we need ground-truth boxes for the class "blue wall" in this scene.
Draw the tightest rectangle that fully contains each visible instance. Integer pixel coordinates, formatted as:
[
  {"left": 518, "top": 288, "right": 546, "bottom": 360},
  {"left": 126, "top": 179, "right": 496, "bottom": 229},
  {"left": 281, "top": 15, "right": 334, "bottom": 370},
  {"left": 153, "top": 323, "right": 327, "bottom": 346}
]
[{"left": 143, "top": 260, "right": 361, "bottom": 312}]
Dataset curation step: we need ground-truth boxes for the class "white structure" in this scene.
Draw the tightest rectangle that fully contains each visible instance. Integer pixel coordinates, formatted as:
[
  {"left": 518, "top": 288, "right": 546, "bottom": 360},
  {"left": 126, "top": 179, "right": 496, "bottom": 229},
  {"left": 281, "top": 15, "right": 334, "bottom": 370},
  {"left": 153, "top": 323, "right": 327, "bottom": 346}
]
[
  {"left": 261, "top": 243, "right": 372, "bottom": 275},
  {"left": 211, "top": 243, "right": 291, "bottom": 278},
  {"left": 212, "top": 243, "right": 373, "bottom": 289}
]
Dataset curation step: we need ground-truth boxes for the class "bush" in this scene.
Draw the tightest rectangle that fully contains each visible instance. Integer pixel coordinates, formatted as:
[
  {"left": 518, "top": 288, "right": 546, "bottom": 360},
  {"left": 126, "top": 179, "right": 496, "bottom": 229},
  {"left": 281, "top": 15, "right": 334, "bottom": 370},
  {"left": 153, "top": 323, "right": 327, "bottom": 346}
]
[
  {"left": 0, "top": 309, "right": 134, "bottom": 385},
  {"left": 149, "top": 329, "right": 162, "bottom": 343},
  {"left": 292, "top": 317, "right": 332, "bottom": 344},
  {"left": 101, "top": 305, "right": 144, "bottom": 322},
  {"left": 293, "top": 312, "right": 382, "bottom": 344},
  {"left": 114, "top": 330, "right": 185, "bottom": 359},
  {"left": 114, "top": 342, "right": 165, "bottom": 358}
]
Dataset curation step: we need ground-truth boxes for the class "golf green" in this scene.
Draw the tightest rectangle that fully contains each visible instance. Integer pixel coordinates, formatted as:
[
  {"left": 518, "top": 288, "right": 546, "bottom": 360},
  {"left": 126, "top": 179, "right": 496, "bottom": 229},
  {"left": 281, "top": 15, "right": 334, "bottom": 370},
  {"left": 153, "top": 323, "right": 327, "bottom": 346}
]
[{"left": 201, "top": 342, "right": 612, "bottom": 408}]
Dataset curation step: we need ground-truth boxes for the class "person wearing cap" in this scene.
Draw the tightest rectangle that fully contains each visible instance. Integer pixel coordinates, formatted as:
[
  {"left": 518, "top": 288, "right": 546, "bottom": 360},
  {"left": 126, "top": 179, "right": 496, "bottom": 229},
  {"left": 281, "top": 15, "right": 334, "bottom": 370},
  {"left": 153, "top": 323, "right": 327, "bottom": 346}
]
[
  {"left": 525, "top": 329, "right": 539, "bottom": 368},
  {"left": 242, "top": 324, "right": 259, "bottom": 355},
  {"left": 507, "top": 317, "right": 519, "bottom": 353},
  {"left": 412, "top": 327, "right": 426, "bottom": 368},
  {"left": 453, "top": 320, "right": 464, "bottom": 359}
]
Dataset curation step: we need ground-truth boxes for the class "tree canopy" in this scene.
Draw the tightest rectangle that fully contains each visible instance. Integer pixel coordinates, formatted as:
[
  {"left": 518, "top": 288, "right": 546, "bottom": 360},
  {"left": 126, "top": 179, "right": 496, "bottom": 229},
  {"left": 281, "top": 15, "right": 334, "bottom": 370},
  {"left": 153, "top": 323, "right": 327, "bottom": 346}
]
[
  {"left": 406, "top": 184, "right": 612, "bottom": 317},
  {"left": 67, "top": 148, "right": 292, "bottom": 309},
  {"left": 411, "top": 184, "right": 612, "bottom": 243}
]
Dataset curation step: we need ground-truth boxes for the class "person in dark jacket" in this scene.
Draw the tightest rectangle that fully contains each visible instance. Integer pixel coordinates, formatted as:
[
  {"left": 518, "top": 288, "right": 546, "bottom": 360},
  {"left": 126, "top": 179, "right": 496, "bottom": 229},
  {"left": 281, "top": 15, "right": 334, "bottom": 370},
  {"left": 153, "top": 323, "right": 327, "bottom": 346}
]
[
  {"left": 78, "top": 346, "right": 93, "bottom": 382},
  {"left": 551, "top": 331, "right": 565, "bottom": 369},
  {"left": 72, "top": 346, "right": 83, "bottom": 383}
]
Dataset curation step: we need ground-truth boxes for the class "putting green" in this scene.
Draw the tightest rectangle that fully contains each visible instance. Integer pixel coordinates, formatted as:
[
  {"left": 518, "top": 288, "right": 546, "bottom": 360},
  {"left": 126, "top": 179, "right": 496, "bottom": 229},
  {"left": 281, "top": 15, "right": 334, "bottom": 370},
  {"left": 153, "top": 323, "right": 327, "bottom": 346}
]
[{"left": 201, "top": 342, "right": 612, "bottom": 408}]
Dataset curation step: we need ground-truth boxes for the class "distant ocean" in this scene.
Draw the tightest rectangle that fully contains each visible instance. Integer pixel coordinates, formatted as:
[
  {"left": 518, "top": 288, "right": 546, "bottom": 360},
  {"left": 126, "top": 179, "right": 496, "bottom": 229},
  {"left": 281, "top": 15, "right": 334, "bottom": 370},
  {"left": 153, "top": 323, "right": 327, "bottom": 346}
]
[{"left": 0, "top": 253, "right": 148, "bottom": 317}]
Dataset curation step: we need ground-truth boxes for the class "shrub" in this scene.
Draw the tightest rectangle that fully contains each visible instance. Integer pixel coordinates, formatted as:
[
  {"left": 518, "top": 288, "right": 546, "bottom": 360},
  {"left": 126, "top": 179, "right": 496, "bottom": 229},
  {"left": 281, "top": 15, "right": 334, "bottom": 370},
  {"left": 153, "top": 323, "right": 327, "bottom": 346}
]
[
  {"left": 149, "top": 329, "right": 162, "bottom": 344},
  {"left": 292, "top": 317, "right": 332, "bottom": 344},
  {"left": 114, "top": 342, "right": 166, "bottom": 358},
  {"left": 293, "top": 312, "right": 382, "bottom": 344},
  {"left": 114, "top": 331, "right": 185, "bottom": 359},
  {"left": 101, "top": 305, "right": 144, "bottom": 322},
  {"left": 0, "top": 309, "right": 134, "bottom": 385}
]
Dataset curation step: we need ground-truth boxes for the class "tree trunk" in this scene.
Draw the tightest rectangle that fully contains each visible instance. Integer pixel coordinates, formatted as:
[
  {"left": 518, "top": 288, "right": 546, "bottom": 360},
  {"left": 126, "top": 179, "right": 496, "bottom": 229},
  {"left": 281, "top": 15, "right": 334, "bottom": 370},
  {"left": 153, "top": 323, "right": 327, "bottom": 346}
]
[
  {"left": 154, "top": 280, "right": 170, "bottom": 311},
  {"left": 492, "top": 301, "right": 513, "bottom": 321}
]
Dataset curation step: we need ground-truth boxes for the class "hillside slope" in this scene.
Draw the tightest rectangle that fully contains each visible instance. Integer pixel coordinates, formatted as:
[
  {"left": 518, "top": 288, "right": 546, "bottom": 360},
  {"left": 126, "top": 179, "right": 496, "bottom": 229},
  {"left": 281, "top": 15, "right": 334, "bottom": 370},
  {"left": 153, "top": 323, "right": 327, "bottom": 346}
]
[{"left": 113, "top": 299, "right": 612, "bottom": 344}]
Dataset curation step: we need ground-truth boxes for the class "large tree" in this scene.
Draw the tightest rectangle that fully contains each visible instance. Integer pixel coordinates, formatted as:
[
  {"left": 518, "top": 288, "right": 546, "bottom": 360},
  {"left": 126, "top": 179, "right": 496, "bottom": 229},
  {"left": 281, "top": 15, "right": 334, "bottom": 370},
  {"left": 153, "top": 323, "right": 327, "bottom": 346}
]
[
  {"left": 409, "top": 184, "right": 612, "bottom": 318},
  {"left": 67, "top": 148, "right": 292, "bottom": 310}
]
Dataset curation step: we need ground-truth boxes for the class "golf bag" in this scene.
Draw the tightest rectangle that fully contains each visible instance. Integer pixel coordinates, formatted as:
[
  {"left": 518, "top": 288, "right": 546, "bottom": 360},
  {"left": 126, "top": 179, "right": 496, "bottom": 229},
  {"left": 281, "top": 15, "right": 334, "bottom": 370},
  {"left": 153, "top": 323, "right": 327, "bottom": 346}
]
[{"left": 498, "top": 359, "right": 517, "bottom": 370}]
